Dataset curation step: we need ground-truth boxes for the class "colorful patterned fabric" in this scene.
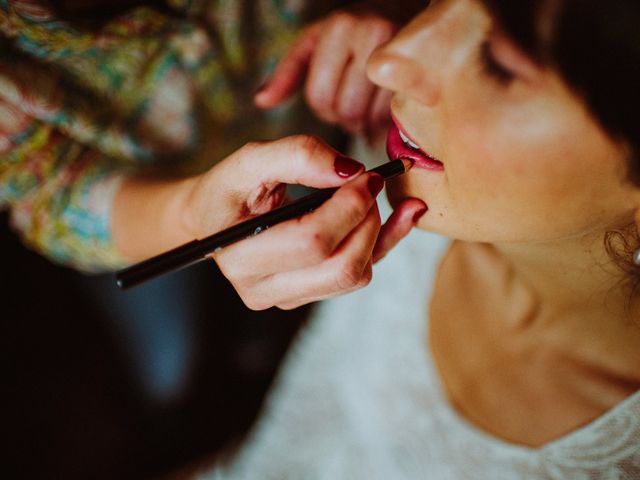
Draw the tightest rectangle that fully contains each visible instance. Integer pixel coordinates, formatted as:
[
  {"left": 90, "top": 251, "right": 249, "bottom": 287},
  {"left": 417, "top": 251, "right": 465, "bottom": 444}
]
[{"left": 0, "top": 0, "right": 334, "bottom": 271}]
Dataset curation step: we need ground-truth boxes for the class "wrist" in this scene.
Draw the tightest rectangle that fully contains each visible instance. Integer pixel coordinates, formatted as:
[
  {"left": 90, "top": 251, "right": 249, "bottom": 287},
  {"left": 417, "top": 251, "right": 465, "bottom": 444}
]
[
  {"left": 112, "top": 174, "right": 199, "bottom": 262},
  {"left": 169, "top": 174, "right": 201, "bottom": 241}
]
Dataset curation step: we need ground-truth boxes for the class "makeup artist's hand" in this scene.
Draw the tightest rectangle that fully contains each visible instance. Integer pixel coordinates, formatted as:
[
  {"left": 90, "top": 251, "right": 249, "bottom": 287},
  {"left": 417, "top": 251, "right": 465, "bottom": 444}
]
[
  {"left": 253, "top": 5, "right": 397, "bottom": 144},
  {"left": 181, "top": 135, "right": 426, "bottom": 310}
]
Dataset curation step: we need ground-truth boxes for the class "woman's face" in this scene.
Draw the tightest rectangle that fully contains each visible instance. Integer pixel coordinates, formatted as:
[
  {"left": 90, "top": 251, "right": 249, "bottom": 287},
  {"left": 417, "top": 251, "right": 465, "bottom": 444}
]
[{"left": 368, "top": 0, "right": 639, "bottom": 244}]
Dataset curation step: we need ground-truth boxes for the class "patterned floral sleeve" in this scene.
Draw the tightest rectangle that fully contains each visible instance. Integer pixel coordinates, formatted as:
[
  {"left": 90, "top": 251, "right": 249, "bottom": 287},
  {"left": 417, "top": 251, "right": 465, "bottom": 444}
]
[
  {"left": 0, "top": 0, "right": 323, "bottom": 272},
  {"left": 0, "top": 1, "right": 204, "bottom": 272},
  {"left": 0, "top": 106, "right": 129, "bottom": 271}
]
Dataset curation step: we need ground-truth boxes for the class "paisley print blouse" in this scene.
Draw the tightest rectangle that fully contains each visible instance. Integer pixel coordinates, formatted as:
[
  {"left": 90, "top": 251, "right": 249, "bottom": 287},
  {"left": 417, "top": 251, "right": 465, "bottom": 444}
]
[{"left": 0, "top": 0, "right": 331, "bottom": 270}]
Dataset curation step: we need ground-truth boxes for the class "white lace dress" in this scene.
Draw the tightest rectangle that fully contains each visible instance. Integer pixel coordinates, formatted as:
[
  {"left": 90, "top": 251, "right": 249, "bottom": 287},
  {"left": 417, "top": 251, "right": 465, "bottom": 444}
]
[{"left": 200, "top": 227, "right": 640, "bottom": 479}]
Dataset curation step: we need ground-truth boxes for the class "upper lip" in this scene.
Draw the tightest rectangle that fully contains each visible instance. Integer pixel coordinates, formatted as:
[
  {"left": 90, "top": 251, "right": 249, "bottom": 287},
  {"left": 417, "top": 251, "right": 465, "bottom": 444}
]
[
  {"left": 390, "top": 112, "right": 441, "bottom": 163},
  {"left": 397, "top": 124, "right": 420, "bottom": 150}
]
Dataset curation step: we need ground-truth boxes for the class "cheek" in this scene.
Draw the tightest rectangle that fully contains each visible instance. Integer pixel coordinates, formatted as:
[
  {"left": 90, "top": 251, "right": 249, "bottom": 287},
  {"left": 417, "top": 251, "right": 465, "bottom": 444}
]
[
  {"left": 394, "top": 97, "right": 633, "bottom": 242},
  {"left": 455, "top": 110, "right": 632, "bottom": 239}
]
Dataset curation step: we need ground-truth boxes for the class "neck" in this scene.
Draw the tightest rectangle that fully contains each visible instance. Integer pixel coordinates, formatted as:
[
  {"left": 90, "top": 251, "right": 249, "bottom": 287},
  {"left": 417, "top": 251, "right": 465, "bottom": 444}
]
[
  {"left": 493, "top": 229, "right": 634, "bottom": 329},
  {"left": 479, "top": 227, "right": 640, "bottom": 386}
]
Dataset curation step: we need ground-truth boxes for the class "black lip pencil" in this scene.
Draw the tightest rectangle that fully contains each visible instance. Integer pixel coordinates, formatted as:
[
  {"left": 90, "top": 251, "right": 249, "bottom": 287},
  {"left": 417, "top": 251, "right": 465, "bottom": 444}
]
[{"left": 115, "top": 158, "right": 413, "bottom": 290}]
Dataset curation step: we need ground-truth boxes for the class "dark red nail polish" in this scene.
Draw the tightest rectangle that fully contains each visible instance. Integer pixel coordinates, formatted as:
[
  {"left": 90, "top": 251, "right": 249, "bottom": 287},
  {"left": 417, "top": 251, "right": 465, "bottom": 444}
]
[
  {"left": 413, "top": 207, "right": 428, "bottom": 223},
  {"left": 367, "top": 174, "right": 384, "bottom": 196},
  {"left": 334, "top": 155, "right": 363, "bottom": 178}
]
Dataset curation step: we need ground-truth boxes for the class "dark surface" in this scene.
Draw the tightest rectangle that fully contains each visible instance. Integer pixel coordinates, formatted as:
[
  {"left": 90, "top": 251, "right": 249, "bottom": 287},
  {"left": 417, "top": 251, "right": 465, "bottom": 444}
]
[{"left": 1, "top": 212, "right": 308, "bottom": 480}]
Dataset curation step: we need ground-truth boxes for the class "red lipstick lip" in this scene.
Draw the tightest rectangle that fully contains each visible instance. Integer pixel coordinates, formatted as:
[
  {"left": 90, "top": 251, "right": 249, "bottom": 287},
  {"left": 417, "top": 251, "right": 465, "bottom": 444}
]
[{"left": 386, "top": 117, "right": 443, "bottom": 171}]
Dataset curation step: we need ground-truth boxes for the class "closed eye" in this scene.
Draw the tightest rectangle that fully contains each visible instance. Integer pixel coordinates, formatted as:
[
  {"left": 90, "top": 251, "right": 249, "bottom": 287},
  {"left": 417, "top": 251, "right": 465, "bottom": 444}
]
[{"left": 480, "top": 39, "right": 515, "bottom": 85}]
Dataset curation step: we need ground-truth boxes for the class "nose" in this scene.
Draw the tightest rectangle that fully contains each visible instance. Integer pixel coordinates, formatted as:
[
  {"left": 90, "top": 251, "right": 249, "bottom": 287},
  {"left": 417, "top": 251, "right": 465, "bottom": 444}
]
[{"left": 366, "top": 0, "right": 484, "bottom": 106}]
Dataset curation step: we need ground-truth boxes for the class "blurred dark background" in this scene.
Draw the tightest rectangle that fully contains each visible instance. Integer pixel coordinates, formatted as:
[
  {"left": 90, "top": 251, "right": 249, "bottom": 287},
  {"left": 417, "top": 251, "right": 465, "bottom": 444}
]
[{"left": 2, "top": 210, "right": 309, "bottom": 479}]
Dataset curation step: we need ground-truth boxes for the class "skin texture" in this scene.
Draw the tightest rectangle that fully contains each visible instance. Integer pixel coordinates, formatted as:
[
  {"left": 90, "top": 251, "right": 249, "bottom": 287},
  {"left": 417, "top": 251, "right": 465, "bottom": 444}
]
[{"left": 367, "top": 0, "right": 640, "bottom": 446}]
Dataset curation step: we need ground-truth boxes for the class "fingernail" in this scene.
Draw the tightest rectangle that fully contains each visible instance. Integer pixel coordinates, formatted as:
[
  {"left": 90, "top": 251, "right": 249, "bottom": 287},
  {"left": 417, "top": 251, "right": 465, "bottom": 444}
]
[
  {"left": 367, "top": 174, "right": 384, "bottom": 196},
  {"left": 334, "top": 154, "right": 364, "bottom": 178},
  {"left": 413, "top": 207, "right": 428, "bottom": 223}
]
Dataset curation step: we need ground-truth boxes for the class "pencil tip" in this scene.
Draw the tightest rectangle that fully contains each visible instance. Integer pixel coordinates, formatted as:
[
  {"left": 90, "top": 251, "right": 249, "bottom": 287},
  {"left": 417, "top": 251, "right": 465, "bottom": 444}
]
[{"left": 400, "top": 158, "right": 414, "bottom": 172}]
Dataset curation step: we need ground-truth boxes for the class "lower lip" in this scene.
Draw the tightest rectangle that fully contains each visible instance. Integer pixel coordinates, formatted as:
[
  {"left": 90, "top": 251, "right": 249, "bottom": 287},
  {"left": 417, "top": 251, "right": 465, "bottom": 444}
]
[{"left": 386, "top": 124, "right": 444, "bottom": 171}]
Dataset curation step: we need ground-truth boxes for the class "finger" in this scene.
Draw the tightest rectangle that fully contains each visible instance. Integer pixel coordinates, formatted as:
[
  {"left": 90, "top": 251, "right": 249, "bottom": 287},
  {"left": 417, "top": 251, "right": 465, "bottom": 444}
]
[
  {"left": 214, "top": 172, "right": 384, "bottom": 279},
  {"left": 243, "top": 203, "right": 381, "bottom": 310},
  {"left": 368, "top": 88, "right": 393, "bottom": 128},
  {"left": 373, "top": 198, "right": 427, "bottom": 263},
  {"left": 365, "top": 87, "right": 393, "bottom": 144},
  {"left": 220, "top": 135, "right": 364, "bottom": 193},
  {"left": 335, "top": 60, "right": 377, "bottom": 134},
  {"left": 277, "top": 230, "right": 374, "bottom": 310},
  {"left": 254, "top": 24, "right": 322, "bottom": 109},
  {"left": 335, "top": 20, "right": 393, "bottom": 134},
  {"left": 304, "top": 17, "right": 353, "bottom": 124}
]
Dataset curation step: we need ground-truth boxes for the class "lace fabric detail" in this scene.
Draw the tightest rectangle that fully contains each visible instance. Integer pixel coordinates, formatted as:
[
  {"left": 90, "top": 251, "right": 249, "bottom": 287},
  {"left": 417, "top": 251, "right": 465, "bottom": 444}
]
[{"left": 201, "top": 227, "right": 640, "bottom": 480}]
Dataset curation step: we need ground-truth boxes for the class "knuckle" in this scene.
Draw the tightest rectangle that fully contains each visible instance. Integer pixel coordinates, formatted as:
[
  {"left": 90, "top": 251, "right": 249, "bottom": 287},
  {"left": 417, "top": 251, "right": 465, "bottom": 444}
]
[
  {"left": 335, "top": 258, "right": 364, "bottom": 290},
  {"left": 242, "top": 294, "right": 271, "bottom": 311},
  {"left": 290, "top": 134, "right": 325, "bottom": 164},
  {"left": 275, "top": 301, "right": 300, "bottom": 311},
  {"left": 219, "top": 258, "right": 263, "bottom": 293},
  {"left": 304, "top": 86, "right": 333, "bottom": 117},
  {"left": 328, "top": 11, "right": 355, "bottom": 32},
  {"left": 300, "top": 227, "right": 333, "bottom": 262},
  {"left": 341, "top": 187, "right": 369, "bottom": 219},
  {"left": 369, "top": 20, "right": 396, "bottom": 42},
  {"left": 359, "top": 264, "right": 373, "bottom": 287},
  {"left": 337, "top": 102, "right": 366, "bottom": 123},
  {"left": 218, "top": 258, "right": 247, "bottom": 283}
]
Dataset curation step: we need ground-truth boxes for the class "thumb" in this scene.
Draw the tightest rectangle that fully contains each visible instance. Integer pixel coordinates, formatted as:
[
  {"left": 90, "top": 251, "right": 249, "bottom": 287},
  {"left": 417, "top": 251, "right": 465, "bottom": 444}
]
[
  {"left": 222, "top": 135, "right": 365, "bottom": 192},
  {"left": 254, "top": 25, "right": 321, "bottom": 109}
]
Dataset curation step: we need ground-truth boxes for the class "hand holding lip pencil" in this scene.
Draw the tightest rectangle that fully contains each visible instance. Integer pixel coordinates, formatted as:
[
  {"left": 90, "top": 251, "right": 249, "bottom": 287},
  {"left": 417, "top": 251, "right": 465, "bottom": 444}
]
[
  {"left": 115, "top": 135, "right": 426, "bottom": 310},
  {"left": 110, "top": 2, "right": 426, "bottom": 309},
  {"left": 116, "top": 157, "right": 414, "bottom": 291}
]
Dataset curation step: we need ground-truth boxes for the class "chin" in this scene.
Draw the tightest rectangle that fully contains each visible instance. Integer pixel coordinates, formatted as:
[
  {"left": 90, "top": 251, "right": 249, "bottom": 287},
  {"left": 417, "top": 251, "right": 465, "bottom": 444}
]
[
  {"left": 384, "top": 178, "right": 469, "bottom": 240},
  {"left": 384, "top": 178, "right": 439, "bottom": 233}
]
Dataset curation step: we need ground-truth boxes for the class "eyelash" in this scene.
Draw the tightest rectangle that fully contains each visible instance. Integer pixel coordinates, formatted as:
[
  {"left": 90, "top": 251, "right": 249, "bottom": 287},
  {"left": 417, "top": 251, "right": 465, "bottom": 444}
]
[{"left": 480, "top": 40, "right": 515, "bottom": 85}]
